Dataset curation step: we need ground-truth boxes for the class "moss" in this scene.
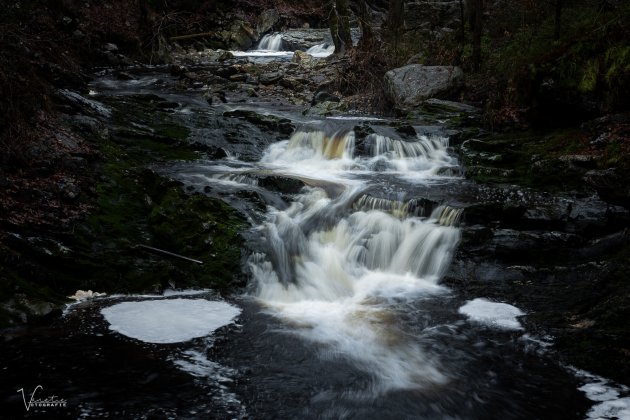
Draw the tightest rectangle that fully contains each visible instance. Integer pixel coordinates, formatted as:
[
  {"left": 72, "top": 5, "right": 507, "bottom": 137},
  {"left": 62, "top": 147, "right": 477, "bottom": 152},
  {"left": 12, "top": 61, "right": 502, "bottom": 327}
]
[
  {"left": 578, "top": 59, "right": 599, "bottom": 93},
  {"left": 460, "top": 128, "right": 592, "bottom": 190},
  {"left": 0, "top": 96, "right": 246, "bottom": 328}
]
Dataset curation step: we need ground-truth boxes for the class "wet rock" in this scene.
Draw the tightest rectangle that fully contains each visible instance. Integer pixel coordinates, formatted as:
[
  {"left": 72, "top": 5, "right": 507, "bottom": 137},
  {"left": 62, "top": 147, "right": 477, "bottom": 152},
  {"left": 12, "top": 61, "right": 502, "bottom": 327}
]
[
  {"left": 384, "top": 65, "right": 464, "bottom": 111},
  {"left": 116, "top": 71, "right": 134, "bottom": 81},
  {"left": 205, "top": 91, "right": 227, "bottom": 105},
  {"left": 312, "top": 91, "right": 340, "bottom": 105},
  {"left": 223, "top": 109, "right": 294, "bottom": 135},
  {"left": 530, "top": 158, "right": 590, "bottom": 187},
  {"left": 585, "top": 168, "right": 630, "bottom": 209},
  {"left": 259, "top": 72, "right": 283, "bottom": 85},
  {"left": 229, "top": 73, "right": 248, "bottom": 82},
  {"left": 422, "top": 98, "right": 479, "bottom": 115},
  {"left": 69, "top": 115, "right": 108, "bottom": 139},
  {"left": 304, "top": 100, "right": 347, "bottom": 116},
  {"left": 257, "top": 176, "right": 306, "bottom": 194},
  {"left": 282, "top": 29, "right": 332, "bottom": 50},
  {"left": 228, "top": 20, "right": 256, "bottom": 50},
  {"left": 292, "top": 50, "right": 315, "bottom": 67},
  {"left": 156, "top": 101, "right": 180, "bottom": 109}
]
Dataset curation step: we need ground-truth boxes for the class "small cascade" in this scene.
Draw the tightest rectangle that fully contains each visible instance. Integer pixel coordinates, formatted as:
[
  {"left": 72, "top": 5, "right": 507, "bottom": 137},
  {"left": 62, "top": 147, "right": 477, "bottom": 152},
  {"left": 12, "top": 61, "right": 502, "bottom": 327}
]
[
  {"left": 369, "top": 134, "right": 449, "bottom": 159},
  {"left": 210, "top": 173, "right": 258, "bottom": 186},
  {"left": 257, "top": 33, "right": 284, "bottom": 51},
  {"left": 352, "top": 195, "right": 432, "bottom": 219},
  {"left": 363, "top": 133, "right": 457, "bottom": 176},
  {"left": 431, "top": 205, "right": 464, "bottom": 227},
  {"left": 306, "top": 43, "right": 335, "bottom": 57},
  {"left": 261, "top": 130, "right": 355, "bottom": 164}
]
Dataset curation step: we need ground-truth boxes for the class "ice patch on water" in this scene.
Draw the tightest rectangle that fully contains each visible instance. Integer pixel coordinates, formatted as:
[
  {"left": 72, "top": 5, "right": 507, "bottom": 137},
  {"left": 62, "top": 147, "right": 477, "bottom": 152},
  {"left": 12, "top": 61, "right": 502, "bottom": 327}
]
[
  {"left": 101, "top": 299, "right": 240, "bottom": 344},
  {"left": 458, "top": 298, "right": 524, "bottom": 330}
]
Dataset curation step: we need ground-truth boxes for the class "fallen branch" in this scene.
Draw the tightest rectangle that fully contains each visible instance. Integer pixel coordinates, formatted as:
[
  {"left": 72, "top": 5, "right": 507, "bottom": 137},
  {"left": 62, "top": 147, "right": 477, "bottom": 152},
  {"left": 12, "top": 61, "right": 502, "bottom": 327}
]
[
  {"left": 170, "top": 32, "right": 216, "bottom": 41},
  {"left": 135, "top": 244, "right": 204, "bottom": 264}
]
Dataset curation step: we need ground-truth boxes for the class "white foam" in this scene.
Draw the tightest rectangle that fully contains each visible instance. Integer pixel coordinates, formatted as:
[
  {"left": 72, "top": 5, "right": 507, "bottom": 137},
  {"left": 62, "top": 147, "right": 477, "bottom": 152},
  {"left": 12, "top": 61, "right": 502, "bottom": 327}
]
[
  {"left": 570, "top": 367, "right": 630, "bottom": 419},
  {"left": 458, "top": 298, "right": 524, "bottom": 330},
  {"left": 588, "top": 398, "right": 630, "bottom": 419},
  {"left": 306, "top": 43, "right": 335, "bottom": 58},
  {"left": 101, "top": 299, "right": 241, "bottom": 344},
  {"left": 230, "top": 51, "right": 294, "bottom": 58}
]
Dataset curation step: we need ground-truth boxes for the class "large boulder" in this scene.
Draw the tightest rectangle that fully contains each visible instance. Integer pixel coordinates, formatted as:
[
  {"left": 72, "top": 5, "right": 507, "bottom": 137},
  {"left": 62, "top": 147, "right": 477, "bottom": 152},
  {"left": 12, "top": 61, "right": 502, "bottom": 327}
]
[
  {"left": 257, "top": 9, "right": 280, "bottom": 35},
  {"left": 384, "top": 64, "right": 463, "bottom": 111}
]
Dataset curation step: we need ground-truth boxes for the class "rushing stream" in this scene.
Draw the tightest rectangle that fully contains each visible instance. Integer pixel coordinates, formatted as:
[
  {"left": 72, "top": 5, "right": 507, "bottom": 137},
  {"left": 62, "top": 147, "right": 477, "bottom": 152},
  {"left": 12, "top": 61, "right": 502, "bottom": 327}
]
[{"left": 2, "top": 42, "right": 629, "bottom": 419}]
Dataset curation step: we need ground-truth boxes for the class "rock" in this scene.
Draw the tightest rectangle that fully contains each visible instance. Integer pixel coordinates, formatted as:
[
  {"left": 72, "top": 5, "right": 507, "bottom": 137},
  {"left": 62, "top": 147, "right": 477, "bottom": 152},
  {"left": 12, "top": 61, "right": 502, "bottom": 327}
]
[
  {"left": 103, "top": 43, "right": 119, "bottom": 52},
  {"left": 585, "top": 168, "right": 630, "bottom": 209},
  {"left": 259, "top": 72, "right": 283, "bottom": 85},
  {"left": 304, "top": 100, "right": 347, "bottom": 116},
  {"left": 205, "top": 91, "right": 227, "bottom": 105},
  {"left": 257, "top": 176, "right": 306, "bottom": 194},
  {"left": 156, "top": 101, "right": 180, "bottom": 109},
  {"left": 312, "top": 91, "right": 340, "bottom": 105},
  {"left": 384, "top": 65, "right": 464, "bottom": 111},
  {"left": 228, "top": 20, "right": 256, "bottom": 50},
  {"left": 70, "top": 115, "right": 108, "bottom": 139},
  {"left": 292, "top": 50, "right": 314, "bottom": 66},
  {"left": 229, "top": 73, "right": 248, "bottom": 82},
  {"left": 422, "top": 98, "right": 479, "bottom": 114},
  {"left": 281, "top": 29, "right": 332, "bottom": 50},
  {"left": 257, "top": 9, "right": 280, "bottom": 35},
  {"left": 223, "top": 109, "right": 294, "bottom": 135}
]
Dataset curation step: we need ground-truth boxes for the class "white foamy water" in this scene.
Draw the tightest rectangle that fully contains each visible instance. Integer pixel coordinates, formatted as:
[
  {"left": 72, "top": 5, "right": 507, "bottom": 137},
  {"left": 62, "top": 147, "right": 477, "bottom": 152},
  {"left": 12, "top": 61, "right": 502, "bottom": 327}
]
[
  {"left": 231, "top": 50, "right": 294, "bottom": 59},
  {"left": 101, "top": 299, "right": 241, "bottom": 344},
  {"left": 306, "top": 43, "right": 335, "bottom": 57},
  {"left": 567, "top": 367, "right": 630, "bottom": 420},
  {"left": 248, "top": 128, "right": 462, "bottom": 392},
  {"left": 458, "top": 298, "right": 525, "bottom": 330},
  {"left": 260, "top": 130, "right": 458, "bottom": 182}
]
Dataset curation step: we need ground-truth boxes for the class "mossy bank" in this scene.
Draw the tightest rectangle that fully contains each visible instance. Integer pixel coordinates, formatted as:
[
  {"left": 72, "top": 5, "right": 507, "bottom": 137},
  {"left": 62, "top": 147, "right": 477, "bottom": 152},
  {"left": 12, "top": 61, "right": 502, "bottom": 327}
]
[{"left": 0, "top": 92, "right": 246, "bottom": 329}]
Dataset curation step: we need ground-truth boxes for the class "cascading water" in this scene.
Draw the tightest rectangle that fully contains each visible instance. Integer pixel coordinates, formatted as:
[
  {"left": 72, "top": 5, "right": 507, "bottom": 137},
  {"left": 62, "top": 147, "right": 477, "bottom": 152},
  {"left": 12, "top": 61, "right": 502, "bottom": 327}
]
[
  {"left": 249, "top": 128, "right": 463, "bottom": 393},
  {"left": 257, "top": 33, "right": 284, "bottom": 51},
  {"left": 306, "top": 43, "right": 335, "bottom": 57}
]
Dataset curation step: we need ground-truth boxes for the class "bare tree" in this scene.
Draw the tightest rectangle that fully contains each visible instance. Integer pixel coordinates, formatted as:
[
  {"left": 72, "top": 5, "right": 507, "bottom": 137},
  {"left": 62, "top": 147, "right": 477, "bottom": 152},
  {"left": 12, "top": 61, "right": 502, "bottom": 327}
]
[
  {"left": 554, "top": 0, "right": 563, "bottom": 40},
  {"left": 385, "top": 0, "right": 405, "bottom": 50},
  {"left": 329, "top": 0, "right": 353, "bottom": 55},
  {"left": 469, "top": 0, "right": 484, "bottom": 70}
]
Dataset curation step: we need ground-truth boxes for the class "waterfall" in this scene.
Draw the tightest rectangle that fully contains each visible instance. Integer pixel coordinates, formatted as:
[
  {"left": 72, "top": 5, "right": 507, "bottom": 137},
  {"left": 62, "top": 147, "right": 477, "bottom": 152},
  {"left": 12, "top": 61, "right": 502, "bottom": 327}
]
[
  {"left": 352, "top": 195, "right": 432, "bottom": 218},
  {"left": 257, "top": 34, "right": 284, "bottom": 51},
  {"left": 248, "top": 128, "right": 462, "bottom": 393}
]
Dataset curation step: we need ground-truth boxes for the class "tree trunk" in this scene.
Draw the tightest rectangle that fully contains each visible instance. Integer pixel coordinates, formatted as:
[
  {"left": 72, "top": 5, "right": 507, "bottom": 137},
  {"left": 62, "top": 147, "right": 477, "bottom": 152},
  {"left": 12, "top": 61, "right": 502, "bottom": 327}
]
[
  {"left": 386, "top": 0, "right": 405, "bottom": 50},
  {"left": 329, "top": 0, "right": 353, "bottom": 55},
  {"left": 357, "top": 0, "right": 374, "bottom": 50},
  {"left": 457, "top": 0, "right": 465, "bottom": 65},
  {"left": 471, "top": 0, "right": 483, "bottom": 70},
  {"left": 554, "top": 0, "right": 563, "bottom": 40}
]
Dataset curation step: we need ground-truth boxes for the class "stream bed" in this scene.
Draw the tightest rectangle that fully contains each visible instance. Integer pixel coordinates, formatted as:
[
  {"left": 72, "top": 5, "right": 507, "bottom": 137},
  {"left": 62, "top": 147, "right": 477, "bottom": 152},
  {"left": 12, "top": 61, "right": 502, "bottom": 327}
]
[{"left": 2, "top": 48, "right": 629, "bottom": 419}]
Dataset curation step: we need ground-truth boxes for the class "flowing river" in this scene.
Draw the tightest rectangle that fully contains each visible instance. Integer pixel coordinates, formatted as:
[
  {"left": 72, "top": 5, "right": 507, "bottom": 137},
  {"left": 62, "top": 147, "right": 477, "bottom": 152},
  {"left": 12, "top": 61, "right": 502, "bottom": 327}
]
[{"left": 2, "top": 44, "right": 628, "bottom": 419}]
